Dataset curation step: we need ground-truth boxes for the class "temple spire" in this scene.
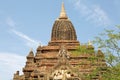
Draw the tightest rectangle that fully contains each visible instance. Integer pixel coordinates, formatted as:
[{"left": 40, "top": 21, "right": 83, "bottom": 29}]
[{"left": 59, "top": 2, "right": 68, "bottom": 19}]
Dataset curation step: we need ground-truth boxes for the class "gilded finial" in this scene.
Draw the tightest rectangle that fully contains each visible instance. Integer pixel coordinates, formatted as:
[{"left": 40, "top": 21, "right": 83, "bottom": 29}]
[
  {"left": 88, "top": 40, "right": 92, "bottom": 45},
  {"left": 30, "top": 48, "right": 33, "bottom": 52},
  {"left": 98, "top": 48, "right": 101, "bottom": 50},
  {"left": 38, "top": 43, "right": 41, "bottom": 47},
  {"left": 59, "top": 2, "right": 68, "bottom": 19}
]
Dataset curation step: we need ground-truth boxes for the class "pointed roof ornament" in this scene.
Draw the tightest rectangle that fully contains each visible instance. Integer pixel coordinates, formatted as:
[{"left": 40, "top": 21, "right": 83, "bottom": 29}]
[
  {"left": 88, "top": 40, "right": 92, "bottom": 45},
  {"left": 59, "top": 2, "right": 68, "bottom": 19},
  {"left": 30, "top": 48, "right": 33, "bottom": 52},
  {"left": 27, "top": 48, "right": 34, "bottom": 57}
]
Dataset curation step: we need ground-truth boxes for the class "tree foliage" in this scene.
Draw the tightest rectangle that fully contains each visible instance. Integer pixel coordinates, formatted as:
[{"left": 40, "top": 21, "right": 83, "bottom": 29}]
[{"left": 93, "top": 26, "right": 120, "bottom": 80}]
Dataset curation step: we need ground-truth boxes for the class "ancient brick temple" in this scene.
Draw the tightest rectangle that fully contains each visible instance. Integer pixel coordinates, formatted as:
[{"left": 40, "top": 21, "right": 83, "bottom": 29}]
[{"left": 13, "top": 3, "right": 106, "bottom": 80}]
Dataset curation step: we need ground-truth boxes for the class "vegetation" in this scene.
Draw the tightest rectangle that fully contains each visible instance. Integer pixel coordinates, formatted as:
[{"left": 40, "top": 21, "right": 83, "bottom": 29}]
[
  {"left": 93, "top": 26, "right": 120, "bottom": 80},
  {"left": 71, "top": 25, "right": 120, "bottom": 79},
  {"left": 71, "top": 45, "right": 94, "bottom": 56}
]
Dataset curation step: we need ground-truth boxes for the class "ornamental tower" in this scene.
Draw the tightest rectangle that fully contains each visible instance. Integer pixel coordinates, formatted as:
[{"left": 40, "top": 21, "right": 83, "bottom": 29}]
[{"left": 48, "top": 3, "right": 80, "bottom": 47}]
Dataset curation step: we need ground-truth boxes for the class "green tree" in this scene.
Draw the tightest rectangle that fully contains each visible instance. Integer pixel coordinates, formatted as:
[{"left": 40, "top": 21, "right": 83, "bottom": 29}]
[{"left": 93, "top": 26, "right": 120, "bottom": 80}]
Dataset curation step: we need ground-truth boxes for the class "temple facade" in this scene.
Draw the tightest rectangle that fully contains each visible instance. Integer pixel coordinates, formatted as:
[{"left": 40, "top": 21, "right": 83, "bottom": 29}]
[{"left": 13, "top": 3, "right": 106, "bottom": 80}]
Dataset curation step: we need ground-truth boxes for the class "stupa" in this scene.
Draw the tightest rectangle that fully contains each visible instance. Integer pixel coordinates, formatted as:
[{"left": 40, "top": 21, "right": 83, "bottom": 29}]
[{"left": 13, "top": 3, "right": 106, "bottom": 80}]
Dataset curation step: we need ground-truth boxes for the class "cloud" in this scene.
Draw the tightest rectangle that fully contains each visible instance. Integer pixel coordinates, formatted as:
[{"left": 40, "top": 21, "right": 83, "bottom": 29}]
[
  {"left": 0, "top": 52, "right": 25, "bottom": 80},
  {"left": 11, "top": 29, "right": 40, "bottom": 48},
  {"left": 5, "top": 17, "right": 42, "bottom": 48},
  {"left": 6, "top": 17, "right": 16, "bottom": 28},
  {"left": 72, "top": 0, "right": 111, "bottom": 27}
]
